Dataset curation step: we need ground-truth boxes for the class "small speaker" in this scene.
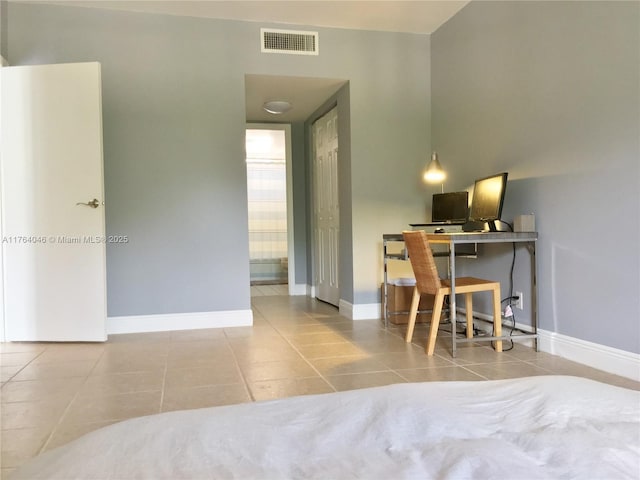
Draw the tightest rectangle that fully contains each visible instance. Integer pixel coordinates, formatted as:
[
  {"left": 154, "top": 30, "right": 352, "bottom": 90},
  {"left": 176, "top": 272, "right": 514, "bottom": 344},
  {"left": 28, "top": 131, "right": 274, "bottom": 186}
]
[{"left": 514, "top": 214, "right": 536, "bottom": 232}]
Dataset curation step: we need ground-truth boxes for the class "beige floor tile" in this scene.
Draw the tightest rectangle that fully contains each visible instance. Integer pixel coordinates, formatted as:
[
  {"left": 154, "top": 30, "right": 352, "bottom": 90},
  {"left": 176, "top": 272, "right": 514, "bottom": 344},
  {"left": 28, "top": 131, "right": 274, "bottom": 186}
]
[
  {"left": 1, "top": 427, "right": 51, "bottom": 469},
  {"left": 252, "top": 316, "right": 272, "bottom": 327},
  {"left": 232, "top": 345, "right": 304, "bottom": 365},
  {"left": 1, "top": 398, "right": 71, "bottom": 430},
  {"left": 0, "top": 352, "right": 41, "bottom": 367},
  {"left": 62, "top": 390, "right": 161, "bottom": 424},
  {"left": 29, "top": 347, "right": 104, "bottom": 365},
  {"left": 166, "top": 339, "right": 231, "bottom": 353},
  {"left": 77, "top": 371, "right": 165, "bottom": 398},
  {"left": 587, "top": 372, "right": 640, "bottom": 391},
  {"left": 239, "top": 359, "right": 318, "bottom": 383},
  {"left": 2, "top": 467, "right": 16, "bottom": 479},
  {"left": 0, "top": 366, "right": 23, "bottom": 383},
  {"left": 250, "top": 284, "right": 289, "bottom": 297},
  {"left": 526, "top": 357, "right": 640, "bottom": 390},
  {"left": 44, "top": 420, "right": 117, "bottom": 451},
  {"left": 164, "top": 364, "right": 243, "bottom": 389},
  {"left": 373, "top": 351, "right": 455, "bottom": 370},
  {"left": 497, "top": 342, "right": 552, "bottom": 361},
  {"left": 91, "top": 353, "right": 167, "bottom": 375},
  {"left": 275, "top": 323, "right": 353, "bottom": 335},
  {"left": 170, "top": 328, "right": 228, "bottom": 342},
  {"left": 248, "top": 377, "right": 334, "bottom": 401},
  {"left": 165, "top": 354, "right": 235, "bottom": 370},
  {"left": 165, "top": 343, "right": 236, "bottom": 369},
  {"left": 161, "top": 383, "right": 250, "bottom": 412},
  {"left": 444, "top": 345, "right": 522, "bottom": 365},
  {"left": 263, "top": 315, "right": 325, "bottom": 326},
  {"left": 326, "top": 371, "right": 407, "bottom": 392},
  {"left": 104, "top": 342, "right": 171, "bottom": 354},
  {"left": 352, "top": 337, "right": 420, "bottom": 354},
  {"left": 339, "top": 328, "right": 399, "bottom": 342},
  {"left": 286, "top": 331, "right": 351, "bottom": 347},
  {"left": 464, "top": 361, "right": 553, "bottom": 380},
  {"left": 395, "top": 366, "right": 486, "bottom": 382},
  {"left": 1, "top": 378, "right": 85, "bottom": 404},
  {"left": 226, "top": 335, "right": 292, "bottom": 350},
  {"left": 222, "top": 325, "right": 281, "bottom": 338},
  {"left": 11, "top": 360, "right": 97, "bottom": 382},
  {"left": 309, "top": 355, "right": 391, "bottom": 376},
  {"left": 0, "top": 344, "right": 47, "bottom": 354},
  {"left": 107, "top": 331, "right": 172, "bottom": 344},
  {"left": 295, "top": 342, "right": 367, "bottom": 359},
  {"left": 527, "top": 356, "right": 608, "bottom": 377}
]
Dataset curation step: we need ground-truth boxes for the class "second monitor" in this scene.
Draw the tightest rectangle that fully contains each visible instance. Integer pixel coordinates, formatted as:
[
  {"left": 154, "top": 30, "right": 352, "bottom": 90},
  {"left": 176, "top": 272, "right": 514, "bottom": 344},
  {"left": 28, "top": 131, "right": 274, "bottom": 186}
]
[
  {"left": 467, "top": 172, "right": 509, "bottom": 232},
  {"left": 431, "top": 191, "right": 468, "bottom": 224}
]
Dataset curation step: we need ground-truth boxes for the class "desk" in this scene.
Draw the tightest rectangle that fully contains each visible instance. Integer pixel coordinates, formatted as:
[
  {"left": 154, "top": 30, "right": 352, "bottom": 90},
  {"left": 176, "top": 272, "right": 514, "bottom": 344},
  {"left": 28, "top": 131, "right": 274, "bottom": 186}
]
[{"left": 383, "top": 231, "right": 538, "bottom": 357}]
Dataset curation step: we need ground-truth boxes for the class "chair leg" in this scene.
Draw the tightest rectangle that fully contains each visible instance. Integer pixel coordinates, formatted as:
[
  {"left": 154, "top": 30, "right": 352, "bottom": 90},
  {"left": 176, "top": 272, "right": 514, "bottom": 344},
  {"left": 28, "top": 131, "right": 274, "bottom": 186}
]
[
  {"left": 465, "top": 293, "right": 473, "bottom": 339},
  {"left": 492, "top": 285, "right": 502, "bottom": 352},
  {"left": 405, "top": 286, "right": 421, "bottom": 343},
  {"left": 426, "top": 290, "right": 445, "bottom": 355}
]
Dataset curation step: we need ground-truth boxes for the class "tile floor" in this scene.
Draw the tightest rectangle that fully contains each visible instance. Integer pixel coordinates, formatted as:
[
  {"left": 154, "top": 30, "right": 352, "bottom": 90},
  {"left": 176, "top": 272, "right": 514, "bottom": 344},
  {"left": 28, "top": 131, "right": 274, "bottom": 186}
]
[{"left": 1, "top": 291, "right": 638, "bottom": 477}]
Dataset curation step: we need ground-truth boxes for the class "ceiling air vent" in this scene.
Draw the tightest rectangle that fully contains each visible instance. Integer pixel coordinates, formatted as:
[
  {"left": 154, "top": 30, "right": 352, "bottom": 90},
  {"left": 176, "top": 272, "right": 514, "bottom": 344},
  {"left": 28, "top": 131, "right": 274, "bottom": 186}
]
[{"left": 261, "top": 28, "right": 319, "bottom": 55}]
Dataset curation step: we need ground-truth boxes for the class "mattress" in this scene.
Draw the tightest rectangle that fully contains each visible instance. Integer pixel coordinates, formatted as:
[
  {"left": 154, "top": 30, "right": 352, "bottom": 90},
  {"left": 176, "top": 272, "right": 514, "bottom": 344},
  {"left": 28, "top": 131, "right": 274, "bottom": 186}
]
[{"left": 11, "top": 375, "right": 640, "bottom": 479}]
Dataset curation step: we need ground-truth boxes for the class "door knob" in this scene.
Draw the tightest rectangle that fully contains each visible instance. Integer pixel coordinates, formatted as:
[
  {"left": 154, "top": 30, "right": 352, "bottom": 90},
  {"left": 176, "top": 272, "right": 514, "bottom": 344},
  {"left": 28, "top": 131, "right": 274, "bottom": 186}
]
[{"left": 76, "top": 198, "right": 100, "bottom": 208}]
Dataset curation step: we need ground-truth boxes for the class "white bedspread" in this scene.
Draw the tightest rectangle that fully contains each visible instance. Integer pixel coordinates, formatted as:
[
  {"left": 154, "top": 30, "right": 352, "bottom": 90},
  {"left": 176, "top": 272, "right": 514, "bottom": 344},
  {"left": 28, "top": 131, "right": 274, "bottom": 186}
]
[{"left": 11, "top": 376, "right": 640, "bottom": 479}]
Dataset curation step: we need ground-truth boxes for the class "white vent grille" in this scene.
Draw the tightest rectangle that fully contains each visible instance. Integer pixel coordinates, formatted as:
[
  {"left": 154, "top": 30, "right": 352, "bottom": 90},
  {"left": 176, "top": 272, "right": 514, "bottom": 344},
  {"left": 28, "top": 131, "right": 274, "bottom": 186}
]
[{"left": 261, "top": 28, "right": 319, "bottom": 55}]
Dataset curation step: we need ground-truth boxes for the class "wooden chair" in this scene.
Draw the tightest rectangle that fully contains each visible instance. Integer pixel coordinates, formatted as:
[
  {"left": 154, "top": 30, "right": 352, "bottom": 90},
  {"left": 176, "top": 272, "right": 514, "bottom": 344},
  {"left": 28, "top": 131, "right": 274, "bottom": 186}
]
[{"left": 402, "top": 230, "right": 502, "bottom": 355}]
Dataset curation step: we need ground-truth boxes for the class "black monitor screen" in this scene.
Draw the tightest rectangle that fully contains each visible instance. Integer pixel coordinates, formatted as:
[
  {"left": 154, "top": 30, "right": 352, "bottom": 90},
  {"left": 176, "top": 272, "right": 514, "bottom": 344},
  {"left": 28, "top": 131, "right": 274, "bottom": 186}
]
[
  {"left": 468, "top": 172, "right": 508, "bottom": 225},
  {"left": 432, "top": 191, "right": 468, "bottom": 223}
]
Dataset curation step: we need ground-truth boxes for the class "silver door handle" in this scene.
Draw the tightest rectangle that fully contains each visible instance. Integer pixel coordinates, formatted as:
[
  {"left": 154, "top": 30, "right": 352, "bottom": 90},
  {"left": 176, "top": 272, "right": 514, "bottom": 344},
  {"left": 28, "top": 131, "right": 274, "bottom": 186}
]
[{"left": 76, "top": 198, "right": 100, "bottom": 208}]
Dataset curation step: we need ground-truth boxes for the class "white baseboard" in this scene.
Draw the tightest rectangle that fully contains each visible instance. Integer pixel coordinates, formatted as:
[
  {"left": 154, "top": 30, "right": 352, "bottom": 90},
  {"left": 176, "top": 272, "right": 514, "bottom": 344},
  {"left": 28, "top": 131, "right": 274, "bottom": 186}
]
[
  {"left": 339, "top": 300, "right": 380, "bottom": 321},
  {"left": 288, "top": 283, "right": 307, "bottom": 296},
  {"left": 308, "top": 285, "right": 316, "bottom": 298},
  {"left": 369, "top": 304, "right": 638, "bottom": 381},
  {"left": 107, "top": 309, "right": 253, "bottom": 335},
  {"left": 465, "top": 309, "right": 639, "bottom": 381},
  {"left": 537, "top": 329, "right": 640, "bottom": 382}
]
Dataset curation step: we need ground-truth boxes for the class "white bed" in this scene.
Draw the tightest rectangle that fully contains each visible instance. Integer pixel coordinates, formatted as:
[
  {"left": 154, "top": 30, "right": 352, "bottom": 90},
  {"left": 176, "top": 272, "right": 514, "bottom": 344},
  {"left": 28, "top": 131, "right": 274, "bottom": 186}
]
[{"left": 11, "top": 376, "right": 640, "bottom": 479}]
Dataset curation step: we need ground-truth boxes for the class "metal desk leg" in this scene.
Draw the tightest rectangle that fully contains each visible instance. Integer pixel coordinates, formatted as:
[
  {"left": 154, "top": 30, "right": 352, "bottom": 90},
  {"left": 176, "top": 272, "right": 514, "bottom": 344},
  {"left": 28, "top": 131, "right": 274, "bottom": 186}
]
[
  {"left": 449, "top": 241, "right": 457, "bottom": 357},
  {"left": 383, "top": 240, "right": 389, "bottom": 329},
  {"left": 529, "top": 241, "right": 538, "bottom": 351}
]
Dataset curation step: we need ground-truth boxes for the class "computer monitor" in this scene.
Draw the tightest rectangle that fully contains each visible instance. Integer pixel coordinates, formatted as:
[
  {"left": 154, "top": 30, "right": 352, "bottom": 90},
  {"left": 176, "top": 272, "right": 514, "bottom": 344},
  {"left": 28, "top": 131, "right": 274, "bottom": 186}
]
[
  {"left": 431, "top": 191, "right": 468, "bottom": 223},
  {"left": 468, "top": 172, "right": 508, "bottom": 231}
]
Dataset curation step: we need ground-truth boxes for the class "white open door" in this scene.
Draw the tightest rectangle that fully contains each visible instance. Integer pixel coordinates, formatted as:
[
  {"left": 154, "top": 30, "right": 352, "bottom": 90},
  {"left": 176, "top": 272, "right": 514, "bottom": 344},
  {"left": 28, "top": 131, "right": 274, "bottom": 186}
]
[
  {"left": 1, "top": 62, "right": 107, "bottom": 341},
  {"left": 312, "top": 107, "right": 339, "bottom": 306}
]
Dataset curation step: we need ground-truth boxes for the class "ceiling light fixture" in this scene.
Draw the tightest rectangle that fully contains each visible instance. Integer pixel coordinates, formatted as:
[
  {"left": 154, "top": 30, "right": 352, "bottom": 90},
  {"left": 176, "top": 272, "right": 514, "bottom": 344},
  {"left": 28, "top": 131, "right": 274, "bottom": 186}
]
[{"left": 263, "top": 100, "right": 292, "bottom": 115}]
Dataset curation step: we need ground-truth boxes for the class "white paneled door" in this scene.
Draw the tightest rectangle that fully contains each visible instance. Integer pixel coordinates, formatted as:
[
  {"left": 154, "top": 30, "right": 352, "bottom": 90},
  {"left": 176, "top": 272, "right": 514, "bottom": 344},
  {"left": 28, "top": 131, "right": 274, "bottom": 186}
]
[
  {"left": 1, "top": 62, "right": 107, "bottom": 341},
  {"left": 312, "top": 107, "right": 339, "bottom": 306}
]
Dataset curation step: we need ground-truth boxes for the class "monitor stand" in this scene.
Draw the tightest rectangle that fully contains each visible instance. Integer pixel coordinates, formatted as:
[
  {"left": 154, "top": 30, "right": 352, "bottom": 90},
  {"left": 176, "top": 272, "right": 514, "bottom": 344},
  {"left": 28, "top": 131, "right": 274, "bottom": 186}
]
[
  {"left": 462, "top": 220, "right": 486, "bottom": 232},
  {"left": 486, "top": 220, "right": 499, "bottom": 232}
]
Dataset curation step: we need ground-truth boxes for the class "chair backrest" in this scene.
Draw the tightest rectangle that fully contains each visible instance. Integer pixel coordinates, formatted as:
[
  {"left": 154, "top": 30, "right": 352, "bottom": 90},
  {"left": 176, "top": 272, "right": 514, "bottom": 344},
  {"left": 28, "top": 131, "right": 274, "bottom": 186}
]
[{"left": 402, "top": 230, "right": 442, "bottom": 294}]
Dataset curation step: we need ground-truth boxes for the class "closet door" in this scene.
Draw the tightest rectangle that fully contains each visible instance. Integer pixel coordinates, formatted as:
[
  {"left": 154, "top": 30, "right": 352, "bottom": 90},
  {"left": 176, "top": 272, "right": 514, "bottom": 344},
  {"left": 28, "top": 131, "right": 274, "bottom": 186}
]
[
  {"left": 1, "top": 62, "right": 107, "bottom": 341},
  {"left": 312, "top": 107, "right": 339, "bottom": 306}
]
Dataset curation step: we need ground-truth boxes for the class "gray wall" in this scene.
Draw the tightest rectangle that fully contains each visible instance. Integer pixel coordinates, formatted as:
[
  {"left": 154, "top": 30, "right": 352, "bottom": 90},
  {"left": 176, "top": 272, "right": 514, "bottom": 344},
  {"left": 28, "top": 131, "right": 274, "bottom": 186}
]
[
  {"left": 0, "top": 1, "right": 7, "bottom": 59},
  {"left": 290, "top": 121, "right": 308, "bottom": 286},
  {"left": 5, "top": 2, "right": 431, "bottom": 317},
  {"left": 432, "top": 1, "right": 640, "bottom": 353}
]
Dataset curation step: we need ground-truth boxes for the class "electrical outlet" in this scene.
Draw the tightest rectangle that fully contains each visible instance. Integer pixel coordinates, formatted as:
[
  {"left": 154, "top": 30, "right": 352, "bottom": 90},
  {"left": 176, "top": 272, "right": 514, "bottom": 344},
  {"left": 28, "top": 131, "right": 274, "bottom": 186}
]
[{"left": 515, "top": 291, "right": 524, "bottom": 310}]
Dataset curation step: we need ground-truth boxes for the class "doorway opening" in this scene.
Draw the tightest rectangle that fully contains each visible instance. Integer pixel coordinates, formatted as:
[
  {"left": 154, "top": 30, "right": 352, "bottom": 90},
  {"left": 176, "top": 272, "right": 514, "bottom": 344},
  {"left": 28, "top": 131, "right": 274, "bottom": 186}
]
[{"left": 245, "top": 125, "right": 294, "bottom": 295}]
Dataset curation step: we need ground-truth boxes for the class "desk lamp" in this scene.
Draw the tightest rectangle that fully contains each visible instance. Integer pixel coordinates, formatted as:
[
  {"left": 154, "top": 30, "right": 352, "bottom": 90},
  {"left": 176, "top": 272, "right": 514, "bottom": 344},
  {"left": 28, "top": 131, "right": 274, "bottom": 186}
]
[{"left": 423, "top": 152, "right": 446, "bottom": 193}]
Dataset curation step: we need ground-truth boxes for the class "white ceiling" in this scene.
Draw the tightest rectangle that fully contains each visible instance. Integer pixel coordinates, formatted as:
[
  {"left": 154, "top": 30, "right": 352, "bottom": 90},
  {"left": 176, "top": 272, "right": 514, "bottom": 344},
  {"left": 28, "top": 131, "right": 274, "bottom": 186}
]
[
  {"left": 21, "top": 1, "right": 470, "bottom": 34},
  {"left": 13, "top": 0, "right": 470, "bottom": 122}
]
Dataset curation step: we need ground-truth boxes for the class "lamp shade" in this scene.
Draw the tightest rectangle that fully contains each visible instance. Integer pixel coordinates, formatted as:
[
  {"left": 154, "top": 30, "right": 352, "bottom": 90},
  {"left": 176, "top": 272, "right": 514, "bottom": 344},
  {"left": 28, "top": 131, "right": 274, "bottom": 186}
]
[{"left": 423, "top": 152, "right": 446, "bottom": 183}]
